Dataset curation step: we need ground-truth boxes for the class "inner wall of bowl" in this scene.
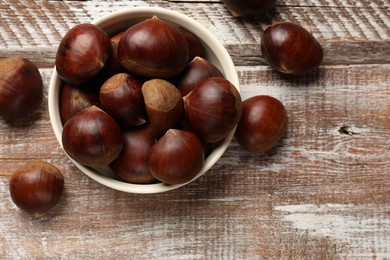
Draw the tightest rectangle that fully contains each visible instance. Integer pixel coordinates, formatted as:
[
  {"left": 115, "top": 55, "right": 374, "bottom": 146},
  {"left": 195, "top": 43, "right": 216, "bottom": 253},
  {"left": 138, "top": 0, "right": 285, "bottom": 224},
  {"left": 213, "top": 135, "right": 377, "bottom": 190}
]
[{"left": 49, "top": 7, "right": 239, "bottom": 194}]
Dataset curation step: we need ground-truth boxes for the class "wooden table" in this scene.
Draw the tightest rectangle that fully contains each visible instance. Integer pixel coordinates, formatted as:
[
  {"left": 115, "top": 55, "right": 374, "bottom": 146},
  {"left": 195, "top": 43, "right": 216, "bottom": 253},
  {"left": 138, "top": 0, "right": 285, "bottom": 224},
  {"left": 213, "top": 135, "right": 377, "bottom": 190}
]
[{"left": 1, "top": 0, "right": 389, "bottom": 259}]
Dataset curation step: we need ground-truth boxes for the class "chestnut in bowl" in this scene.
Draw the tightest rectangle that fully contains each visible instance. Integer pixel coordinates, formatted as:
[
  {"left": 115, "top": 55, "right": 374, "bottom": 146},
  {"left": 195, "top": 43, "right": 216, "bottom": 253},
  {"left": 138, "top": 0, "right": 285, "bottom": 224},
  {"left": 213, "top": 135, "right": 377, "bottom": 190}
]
[{"left": 48, "top": 7, "right": 239, "bottom": 194}]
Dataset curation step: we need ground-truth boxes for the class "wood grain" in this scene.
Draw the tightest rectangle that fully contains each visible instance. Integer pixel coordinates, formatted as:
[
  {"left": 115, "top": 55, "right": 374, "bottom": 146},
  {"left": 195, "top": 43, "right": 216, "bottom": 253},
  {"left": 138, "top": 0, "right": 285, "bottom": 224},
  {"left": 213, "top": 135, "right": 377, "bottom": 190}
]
[
  {"left": 1, "top": 64, "right": 389, "bottom": 259},
  {"left": 0, "top": 0, "right": 389, "bottom": 66},
  {"left": 171, "top": 0, "right": 389, "bottom": 7},
  {"left": 0, "top": 0, "right": 389, "bottom": 259}
]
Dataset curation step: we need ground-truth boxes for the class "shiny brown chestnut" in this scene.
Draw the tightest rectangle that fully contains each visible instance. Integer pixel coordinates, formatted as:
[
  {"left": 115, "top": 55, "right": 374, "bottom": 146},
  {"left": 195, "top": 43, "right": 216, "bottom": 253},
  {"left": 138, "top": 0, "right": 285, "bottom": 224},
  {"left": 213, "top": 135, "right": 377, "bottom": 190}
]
[
  {"left": 148, "top": 129, "right": 204, "bottom": 184},
  {"left": 0, "top": 57, "right": 43, "bottom": 120},
  {"left": 118, "top": 16, "right": 189, "bottom": 79},
  {"left": 235, "top": 95, "right": 287, "bottom": 154},
  {"left": 176, "top": 56, "right": 223, "bottom": 97},
  {"left": 62, "top": 105, "right": 123, "bottom": 167},
  {"left": 60, "top": 81, "right": 100, "bottom": 124},
  {"left": 261, "top": 22, "right": 323, "bottom": 75},
  {"left": 55, "top": 23, "right": 111, "bottom": 85},
  {"left": 223, "top": 0, "right": 277, "bottom": 16},
  {"left": 142, "top": 79, "right": 184, "bottom": 137},
  {"left": 177, "top": 28, "right": 206, "bottom": 62},
  {"left": 99, "top": 73, "right": 146, "bottom": 127},
  {"left": 184, "top": 77, "right": 242, "bottom": 143},
  {"left": 110, "top": 127, "right": 157, "bottom": 184},
  {"left": 9, "top": 161, "right": 64, "bottom": 217}
]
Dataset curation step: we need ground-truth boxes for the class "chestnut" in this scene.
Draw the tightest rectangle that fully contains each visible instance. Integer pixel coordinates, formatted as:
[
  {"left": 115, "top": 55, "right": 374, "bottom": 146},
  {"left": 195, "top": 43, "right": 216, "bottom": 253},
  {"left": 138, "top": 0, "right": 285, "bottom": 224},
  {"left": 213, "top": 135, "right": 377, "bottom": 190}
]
[
  {"left": 148, "top": 129, "right": 204, "bottom": 185},
  {"left": 223, "top": 0, "right": 277, "bottom": 16},
  {"left": 99, "top": 73, "right": 146, "bottom": 127},
  {"left": 0, "top": 57, "right": 43, "bottom": 120},
  {"left": 60, "top": 81, "right": 100, "bottom": 124},
  {"left": 55, "top": 23, "right": 111, "bottom": 85},
  {"left": 184, "top": 77, "right": 242, "bottom": 143},
  {"left": 110, "top": 127, "right": 157, "bottom": 184},
  {"left": 261, "top": 21, "right": 323, "bottom": 75},
  {"left": 9, "top": 161, "right": 64, "bottom": 217},
  {"left": 118, "top": 16, "right": 189, "bottom": 79},
  {"left": 235, "top": 95, "right": 287, "bottom": 153},
  {"left": 176, "top": 56, "right": 224, "bottom": 97},
  {"left": 177, "top": 28, "right": 206, "bottom": 61},
  {"left": 62, "top": 105, "right": 123, "bottom": 167},
  {"left": 99, "top": 31, "right": 127, "bottom": 79},
  {"left": 142, "top": 79, "right": 184, "bottom": 138}
]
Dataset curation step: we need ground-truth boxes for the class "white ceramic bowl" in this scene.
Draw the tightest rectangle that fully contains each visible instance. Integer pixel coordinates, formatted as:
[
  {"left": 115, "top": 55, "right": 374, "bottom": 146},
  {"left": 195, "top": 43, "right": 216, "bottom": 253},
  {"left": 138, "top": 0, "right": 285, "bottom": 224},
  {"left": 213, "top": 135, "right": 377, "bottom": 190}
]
[{"left": 48, "top": 7, "right": 239, "bottom": 194}]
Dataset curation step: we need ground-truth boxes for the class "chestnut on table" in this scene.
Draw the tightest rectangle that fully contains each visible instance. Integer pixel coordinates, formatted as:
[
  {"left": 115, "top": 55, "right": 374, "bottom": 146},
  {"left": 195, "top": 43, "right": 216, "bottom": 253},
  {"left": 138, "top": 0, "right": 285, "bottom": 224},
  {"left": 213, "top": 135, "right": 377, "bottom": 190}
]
[{"left": 0, "top": 0, "right": 389, "bottom": 259}]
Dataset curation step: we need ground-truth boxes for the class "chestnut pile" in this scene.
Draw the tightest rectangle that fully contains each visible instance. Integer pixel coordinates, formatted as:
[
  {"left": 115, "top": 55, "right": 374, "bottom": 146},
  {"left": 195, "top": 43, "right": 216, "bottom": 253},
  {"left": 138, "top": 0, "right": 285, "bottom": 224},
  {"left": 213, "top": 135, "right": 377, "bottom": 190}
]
[
  {"left": 55, "top": 17, "right": 236, "bottom": 185},
  {"left": 55, "top": 16, "right": 287, "bottom": 186}
]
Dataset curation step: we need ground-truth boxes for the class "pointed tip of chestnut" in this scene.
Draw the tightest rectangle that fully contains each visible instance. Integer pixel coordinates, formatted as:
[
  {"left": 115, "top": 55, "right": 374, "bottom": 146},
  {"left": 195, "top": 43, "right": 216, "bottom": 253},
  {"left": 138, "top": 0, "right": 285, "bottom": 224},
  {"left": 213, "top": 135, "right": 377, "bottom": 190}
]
[
  {"left": 261, "top": 21, "right": 323, "bottom": 75},
  {"left": 9, "top": 161, "right": 64, "bottom": 217},
  {"left": 0, "top": 57, "right": 43, "bottom": 120}
]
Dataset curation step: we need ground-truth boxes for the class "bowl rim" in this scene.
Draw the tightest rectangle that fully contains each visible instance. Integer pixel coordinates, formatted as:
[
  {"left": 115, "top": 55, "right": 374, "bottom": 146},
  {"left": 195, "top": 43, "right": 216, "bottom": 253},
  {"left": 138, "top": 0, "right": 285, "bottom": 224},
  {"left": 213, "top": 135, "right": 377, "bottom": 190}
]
[{"left": 48, "top": 6, "right": 239, "bottom": 194}]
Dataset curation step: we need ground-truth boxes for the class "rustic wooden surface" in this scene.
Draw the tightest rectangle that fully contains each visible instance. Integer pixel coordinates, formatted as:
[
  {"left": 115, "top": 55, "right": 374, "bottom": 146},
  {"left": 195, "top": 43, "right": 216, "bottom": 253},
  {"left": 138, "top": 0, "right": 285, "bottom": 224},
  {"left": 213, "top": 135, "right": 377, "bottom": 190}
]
[{"left": 0, "top": 0, "right": 389, "bottom": 259}]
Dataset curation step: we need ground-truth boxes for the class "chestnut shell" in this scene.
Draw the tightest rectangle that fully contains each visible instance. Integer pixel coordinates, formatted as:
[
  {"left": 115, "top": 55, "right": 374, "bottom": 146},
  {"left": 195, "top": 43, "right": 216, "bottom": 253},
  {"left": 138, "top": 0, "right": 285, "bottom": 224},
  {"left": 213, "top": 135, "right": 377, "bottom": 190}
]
[
  {"left": 184, "top": 77, "right": 242, "bottom": 143},
  {"left": 60, "top": 81, "right": 100, "bottom": 124},
  {"left": 177, "top": 28, "right": 206, "bottom": 62},
  {"left": 142, "top": 79, "right": 184, "bottom": 138},
  {"left": 148, "top": 129, "right": 204, "bottom": 185},
  {"left": 110, "top": 127, "right": 157, "bottom": 184},
  {"left": 55, "top": 23, "right": 111, "bottom": 85},
  {"left": 117, "top": 16, "right": 189, "bottom": 79},
  {"left": 99, "top": 73, "right": 146, "bottom": 127},
  {"left": 235, "top": 95, "right": 287, "bottom": 153},
  {"left": 261, "top": 22, "right": 323, "bottom": 75},
  {"left": 62, "top": 106, "right": 123, "bottom": 167},
  {"left": 0, "top": 57, "right": 43, "bottom": 120},
  {"left": 176, "top": 56, "right": 223, "bottom": 97},
  {"left": 9, "top": 161, "right": 64, "bottom": 217}
]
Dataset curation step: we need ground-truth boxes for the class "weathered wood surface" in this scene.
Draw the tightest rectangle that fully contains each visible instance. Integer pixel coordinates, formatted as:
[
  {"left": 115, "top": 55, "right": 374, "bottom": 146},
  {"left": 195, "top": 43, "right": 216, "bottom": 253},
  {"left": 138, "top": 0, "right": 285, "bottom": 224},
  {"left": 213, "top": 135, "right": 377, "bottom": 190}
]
[
  {"left": 0, "top": 0, "right": 389, "bottom": 259},
  {"left": 0, "top": 0, "right": 389, "bottom": 66}
]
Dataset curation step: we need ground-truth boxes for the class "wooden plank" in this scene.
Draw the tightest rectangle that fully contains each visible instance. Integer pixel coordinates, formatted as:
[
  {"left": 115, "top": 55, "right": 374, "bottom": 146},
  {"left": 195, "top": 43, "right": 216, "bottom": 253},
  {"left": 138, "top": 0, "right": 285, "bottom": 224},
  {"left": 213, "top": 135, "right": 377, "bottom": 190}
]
[
  {"left": 0, "top": 0, "right": 389, "bottom": 66},
  {"left": 0, "top": 64, "right": 389, "bottom": 258},
  {"left": 170, "top": 0, "right": 389, "bottom": 8}
]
